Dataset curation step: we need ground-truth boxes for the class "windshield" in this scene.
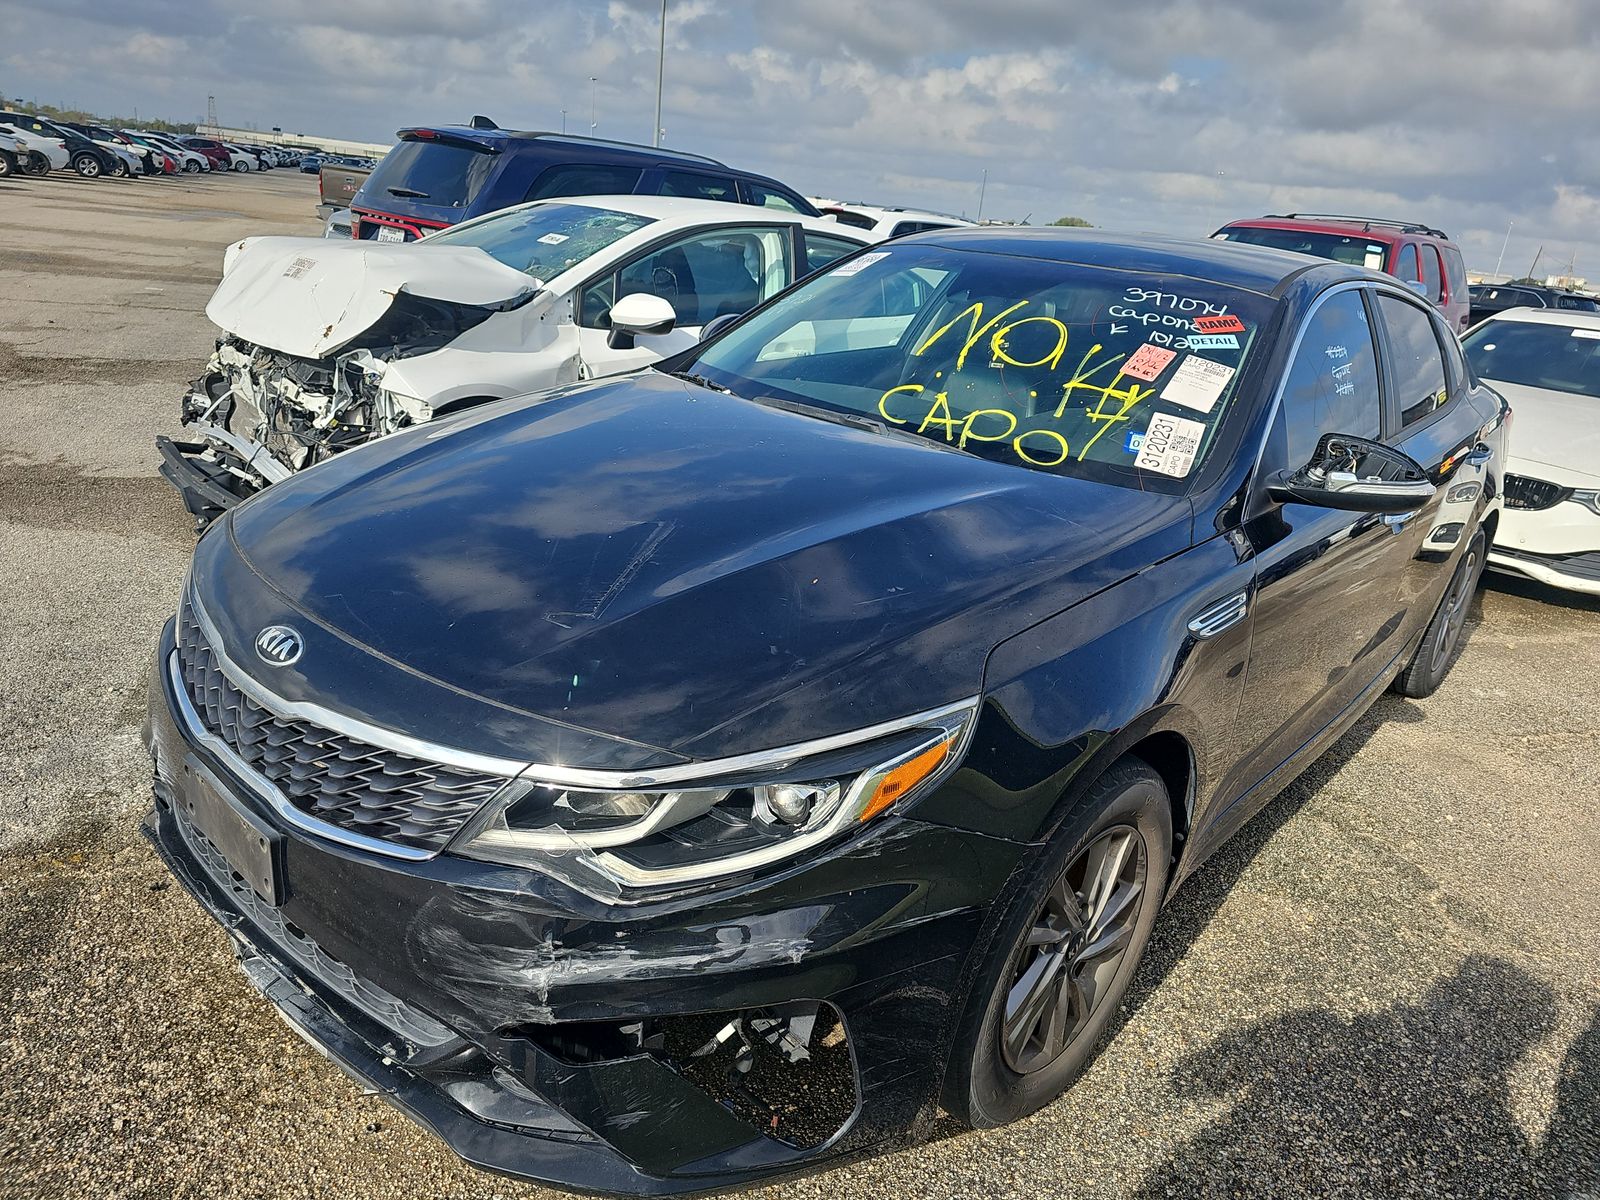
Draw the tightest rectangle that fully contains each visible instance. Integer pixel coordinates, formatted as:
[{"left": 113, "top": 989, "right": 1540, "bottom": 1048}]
[
  {"left": 362, "top": 138, "right": 496, "bottom": 210},
  {"left": 682, "top": 245, "right": 1274, "bottom": 489},
  {"left": 1463, "top": 319, "right": 1600, "bottom": 399},
  {"left": 427, "top": 201, "right": 654, "bottom": 281},
  {"left": 1216, "top": 226, "right": 1390, "bottom": 271}
]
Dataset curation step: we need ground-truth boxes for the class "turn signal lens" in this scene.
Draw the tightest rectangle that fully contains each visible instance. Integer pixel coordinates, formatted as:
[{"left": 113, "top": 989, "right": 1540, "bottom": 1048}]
[{"left": 858, "top": 737, "right": 954, "bottom": 822}]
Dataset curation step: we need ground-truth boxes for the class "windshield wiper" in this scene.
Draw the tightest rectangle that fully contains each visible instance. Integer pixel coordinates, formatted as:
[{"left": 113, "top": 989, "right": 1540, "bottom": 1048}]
[
  {"left": 664, "top": 370, "right": 734, "bottom": 395},
  {"left": 386, "top": 186, "right": 429, "bottom": 199}
]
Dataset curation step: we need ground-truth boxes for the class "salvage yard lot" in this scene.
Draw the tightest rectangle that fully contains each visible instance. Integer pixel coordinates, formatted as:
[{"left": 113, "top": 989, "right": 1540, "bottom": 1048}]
[{"left": 1, "top": 173, "right": 1597, "bottom": 1199}]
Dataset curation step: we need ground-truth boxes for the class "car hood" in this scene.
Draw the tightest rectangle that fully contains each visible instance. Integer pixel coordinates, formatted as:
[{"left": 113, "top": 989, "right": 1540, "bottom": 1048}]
[
  {"left": 1488, "top": 380, "right": 1600, "bottom": 482},
  {"left": 207, "top": 236, "right": 541, "bottom": 359},
  {"left": 218, "top": 374, "right": 1192, "bottom": 761}
]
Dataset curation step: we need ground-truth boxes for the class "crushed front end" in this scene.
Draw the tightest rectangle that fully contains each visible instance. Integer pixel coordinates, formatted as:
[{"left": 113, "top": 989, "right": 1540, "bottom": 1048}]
[
  {"left": 157, "top": 335, "right": 433, "bottom": 527},
  {"left": 141, "top": 582, "right": 1022, "bottom": 1194}
]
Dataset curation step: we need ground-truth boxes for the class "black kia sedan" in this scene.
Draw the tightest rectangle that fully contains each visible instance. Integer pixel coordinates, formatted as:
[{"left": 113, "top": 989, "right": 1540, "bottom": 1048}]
[{"left": 144, "top": 230, "right": 1507, "bottom": 1194}]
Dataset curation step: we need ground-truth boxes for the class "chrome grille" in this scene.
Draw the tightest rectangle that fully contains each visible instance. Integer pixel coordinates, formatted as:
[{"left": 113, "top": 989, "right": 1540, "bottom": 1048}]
[
  {"left": 174, "top": 598, "right": 507, "bottom": 851},
  {"left": 1504, "top": 474, "right": 1573, "bottom": 511}
]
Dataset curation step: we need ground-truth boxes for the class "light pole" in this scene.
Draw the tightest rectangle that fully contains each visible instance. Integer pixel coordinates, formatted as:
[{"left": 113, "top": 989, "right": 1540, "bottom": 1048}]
[
  {"left": 976, "top": 168, "right": 988, "bottom": 223},
  {"left": 560, "top": 109, "right": 567, "bottom": 134},
  {"left": 589, "top": 76, "right": 598, "bottom": 135},
  {"left": 1493, "top": 220, "right": 1513, "bottom": 280},
  {"left": 653, "top": 0, "right": 667, "bottom": 147}
]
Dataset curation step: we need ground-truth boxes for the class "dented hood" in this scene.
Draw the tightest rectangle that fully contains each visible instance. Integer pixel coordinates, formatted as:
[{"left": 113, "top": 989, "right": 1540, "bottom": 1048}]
[
  {"left": 206, "top": 236, "right": 539, "bottom": 359},
  {"left": 217, "top": 374, "right": 1192, "bottom": 761}
]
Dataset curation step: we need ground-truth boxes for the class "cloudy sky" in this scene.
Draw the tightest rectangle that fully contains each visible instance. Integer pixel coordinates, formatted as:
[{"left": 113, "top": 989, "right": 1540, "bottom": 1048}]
[{"left": 4, "top": 0, "right": 1597, "bottom": 277}]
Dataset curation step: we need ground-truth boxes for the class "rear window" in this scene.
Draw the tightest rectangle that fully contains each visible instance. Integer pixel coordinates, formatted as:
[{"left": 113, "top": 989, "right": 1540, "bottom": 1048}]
[
  {"left": 362, "top": 138, "right": 497, "bottom": 210},
  {"left": 425, "top": 201, "right": 654, "bottom": 281},
  {"left": 1216, "top": 226, "right": 1389, "bottom": 271}
]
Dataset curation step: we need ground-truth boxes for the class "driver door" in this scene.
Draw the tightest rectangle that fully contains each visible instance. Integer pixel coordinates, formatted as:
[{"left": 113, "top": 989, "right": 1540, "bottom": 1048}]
[
  {"left": 575, "top": 225, "right": 793, "bottom": 378},
  {"left": 1222, "top": 286, "right": 1419, "bottom": 810}
]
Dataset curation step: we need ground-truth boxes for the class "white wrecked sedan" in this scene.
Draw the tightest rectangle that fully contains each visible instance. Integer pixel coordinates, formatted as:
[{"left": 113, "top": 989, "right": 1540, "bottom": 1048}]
[{"left": 157, "top": 195, "right": 870, "bottom": 524}]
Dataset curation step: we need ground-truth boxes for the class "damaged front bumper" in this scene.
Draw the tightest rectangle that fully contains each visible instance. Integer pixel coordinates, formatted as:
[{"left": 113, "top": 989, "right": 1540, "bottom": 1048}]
[{"left": 142, "top": 619, "right": 1020, "bottom": 1194}]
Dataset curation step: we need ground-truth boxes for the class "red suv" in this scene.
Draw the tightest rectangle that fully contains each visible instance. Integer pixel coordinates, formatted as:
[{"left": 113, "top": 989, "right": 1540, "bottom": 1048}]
[
  {"left": 1212, "top": 214, "right": 1470, "bottom": 331},
  {"left": 179, "top": 136, "right": 233, "bottom": 172}
]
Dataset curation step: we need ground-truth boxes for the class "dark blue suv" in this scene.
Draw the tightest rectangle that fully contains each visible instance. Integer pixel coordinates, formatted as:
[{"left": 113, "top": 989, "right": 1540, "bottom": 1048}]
[{"left": 350, "top": 118, "right": 816, "bottom": 242}]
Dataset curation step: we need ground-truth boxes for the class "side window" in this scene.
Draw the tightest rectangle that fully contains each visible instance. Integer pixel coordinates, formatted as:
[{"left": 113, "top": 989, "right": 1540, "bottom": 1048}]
[
  {"left": 1393, "top": 244, "right": 1420, "bottom": 284},
  {"left": 803, "top": 234, "right": 862, "bottom": 276},
  {"left": 1433, "top": 312, "right": 1468, "bottom": 393},
  {"left": 612, "top": 227, "right": 791, "bottom": 327},
  {"left": 1420, "top": 246, "right": 1443, "bottom": 303},
  {"left": 1378, "top": 295, "right": 1451, "bottom": 428},
  {"left": 1277, "top": 290, "right": 1382, "bottom": 468},
  {"left": 1443, "top": 248, "right": 1468, "bottom": 309},
  {"left": 526, "top": 164, "right": 643, "bottom": 202},
  {"left": 654, "top": 171, "right": 738, "bottom": 203},
  {"left": 578, "top": 275, "right": 617, "bottom": 330},
  {"left": 741, "top": 182, "right": 802, "bottom": 212}
]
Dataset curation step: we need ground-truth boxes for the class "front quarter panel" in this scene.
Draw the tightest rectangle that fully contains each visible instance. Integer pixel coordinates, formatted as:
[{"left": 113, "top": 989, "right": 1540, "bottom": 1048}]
[{"left": 914, "top": 532, "right": 1255, "bottom": 853}]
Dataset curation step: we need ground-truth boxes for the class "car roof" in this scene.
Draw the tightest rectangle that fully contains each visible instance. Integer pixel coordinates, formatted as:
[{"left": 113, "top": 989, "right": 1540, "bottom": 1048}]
[
  {"left": 822, "top": 203, "right": 971, "bottom": 225},
  {"left": 893, "top": 227, "right": 1353, "bottom": 296},
  {"left": 447, "top": 194, "right": 872, "bottom": 240},
  {"left": 1221, "top": 214, "right": 1455, "bottom": 244},
  {"left": 402, "top": 124, "right": 730, "bottom": 168},
  {"left": 1475, "top": 307, "right": 1600, "bottom": 330}
]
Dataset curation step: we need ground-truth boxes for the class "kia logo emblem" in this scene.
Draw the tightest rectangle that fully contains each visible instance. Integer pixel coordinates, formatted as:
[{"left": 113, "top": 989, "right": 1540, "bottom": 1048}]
[{"left": 254, "top": 625, "right": 304, "bottom": 667}]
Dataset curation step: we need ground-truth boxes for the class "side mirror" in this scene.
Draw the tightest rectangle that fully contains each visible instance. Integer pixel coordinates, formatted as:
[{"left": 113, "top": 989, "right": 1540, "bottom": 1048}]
[
  {"left": 607, "top": 292, "right": 677, "bottom": 350},
  {"left": 698, "top": 312, "right": 741, "bottom": 343},
  {"left": 1405, "top": 279, "right": 1428, "bottom": 297},
  {"left": 1268, "top": 433, "right": 1436, "bottom": 514}
]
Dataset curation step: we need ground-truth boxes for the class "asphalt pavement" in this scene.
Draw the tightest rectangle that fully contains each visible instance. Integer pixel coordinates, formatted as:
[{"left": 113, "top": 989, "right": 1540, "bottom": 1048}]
[{"left": 0, "top": 170, "right": 1596, "bottom": 1200}]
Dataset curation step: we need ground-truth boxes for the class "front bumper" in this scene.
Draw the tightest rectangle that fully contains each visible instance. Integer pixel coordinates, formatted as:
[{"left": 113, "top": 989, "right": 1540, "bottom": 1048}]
[
  {"left": 1490, "top": 500, "right": 1600, "bottom": 595},
  {"left": 142, "top": 618, "right": 1018, "bottom": 1193}
]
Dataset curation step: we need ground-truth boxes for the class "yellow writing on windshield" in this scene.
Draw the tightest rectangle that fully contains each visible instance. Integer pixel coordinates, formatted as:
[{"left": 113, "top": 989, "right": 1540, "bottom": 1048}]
[{"left": 913, "top": 300, "right": 1028, "bottom": 370}]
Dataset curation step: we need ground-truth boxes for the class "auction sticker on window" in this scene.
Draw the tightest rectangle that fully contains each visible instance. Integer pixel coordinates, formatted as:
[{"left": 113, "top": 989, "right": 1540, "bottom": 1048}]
[
  {"left": 830, "top": 251, "right": 890, "bottom": 277},
  {"left": 1193, "top": 314, "right": 1246, "bottom": 334},
  {"left": 1134, "top": 412, "right": 1207, "bottom": 477},
  {"left": 1160, "top": 355, "right": 1236, "bottom": 414},
  {"left": 537, "top": 232, "right": 571, "bottom": 245},
  {"left": 1121, "top": 343, "right": 1178, "bottom": 382}
]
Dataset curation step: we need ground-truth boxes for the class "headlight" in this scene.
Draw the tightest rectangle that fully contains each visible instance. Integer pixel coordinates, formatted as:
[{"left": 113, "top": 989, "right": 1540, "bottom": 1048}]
[
  {"left": 1570, "top": 489, "right": 1600, "bottom": 517},
  {"left": 450, "top": 700, "right": 976, "bottom": 892}
]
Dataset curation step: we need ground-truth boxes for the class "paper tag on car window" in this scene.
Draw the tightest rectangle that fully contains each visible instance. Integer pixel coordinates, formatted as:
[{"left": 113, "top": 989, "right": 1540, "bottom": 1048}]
[
  {"left": 830, "top": 251, "right": 890, "bottom": 277},
  {"left": 537, "top": 232, "right": 570, "bottom": 245},
  {"left": 1571, "top": 328, "right": 1600, "bottom": 340},
  {"left": 1160, "top": 356, "right": 1236, "bottom": 414},
  {"left": 1186, "top": 333, "right": 1238, "bottom": 351},
  {"left": 1134, "top": 412, "right": 1206, "bottom": 477}
]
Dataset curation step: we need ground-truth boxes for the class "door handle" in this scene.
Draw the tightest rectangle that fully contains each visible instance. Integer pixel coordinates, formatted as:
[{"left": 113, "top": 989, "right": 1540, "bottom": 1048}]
[
  {"left": 1188, "top": 591, "right": 1250, "bottom": 639},
  {"left": 1381, "top": 510, "right": 1420, "bottom": 531}
]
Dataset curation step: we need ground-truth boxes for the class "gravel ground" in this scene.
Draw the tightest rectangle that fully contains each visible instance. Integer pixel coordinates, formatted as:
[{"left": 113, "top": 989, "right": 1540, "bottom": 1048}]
[{"left": 1, "top": 172, "right": 1596, "bottom": 1200}]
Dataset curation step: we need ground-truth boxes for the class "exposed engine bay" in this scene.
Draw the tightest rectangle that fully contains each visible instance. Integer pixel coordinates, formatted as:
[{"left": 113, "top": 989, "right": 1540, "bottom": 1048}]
[{"left": 161, "top": 290, "right": 511, "bottom": 525}]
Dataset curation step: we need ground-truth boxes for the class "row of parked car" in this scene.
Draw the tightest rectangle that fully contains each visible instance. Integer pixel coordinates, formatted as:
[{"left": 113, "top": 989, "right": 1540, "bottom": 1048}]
[
  {"left": 0, "top": 112, "right": 307, "bottom": 179},
  {"left": 145, "top": 115, "right": 1589, "bottom": 1199},
  {"left": 157, "top": 116, "right": 1597, "bottom": 608}
]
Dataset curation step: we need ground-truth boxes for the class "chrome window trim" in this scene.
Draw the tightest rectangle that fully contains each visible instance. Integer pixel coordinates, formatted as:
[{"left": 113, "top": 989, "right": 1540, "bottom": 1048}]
[
  {"left": 166, "top": 650, "right": 436, "bottom": 862},
  {"left": 187, "top": 586, "right": 982, "bottom": 791}
]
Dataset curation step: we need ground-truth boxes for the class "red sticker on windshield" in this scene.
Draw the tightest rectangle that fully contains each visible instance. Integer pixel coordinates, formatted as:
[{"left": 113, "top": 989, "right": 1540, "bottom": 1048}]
[
  {"left": 1121, "top": 343, "right": 1177, "bottom": 382},
  {"left": 1193, "top": 314, "right": 1245, "bottom": 334}
]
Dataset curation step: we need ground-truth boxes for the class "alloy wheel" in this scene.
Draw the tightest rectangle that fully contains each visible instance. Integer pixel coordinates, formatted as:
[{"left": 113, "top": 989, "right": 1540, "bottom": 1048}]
[
  {"left": 1001, "top": 824, "right": 1147, "bottom": 1074},
  {"left": 76, "top": 155, "right": 102, "bottom": 177},
  {"left": 1429, "top": 543, "right": 1479, "bottom": 674}
]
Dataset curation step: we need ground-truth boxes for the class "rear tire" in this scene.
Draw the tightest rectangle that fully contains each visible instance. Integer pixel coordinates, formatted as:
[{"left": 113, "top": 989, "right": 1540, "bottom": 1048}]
[
  {"left": 184, "top": 160, "right": 200, "bottom": 173},
  {"left": 73, "top": 152, "right": 102, "bottom": 178},
  {"left": 233, "top": 160, "right": 248, "bottom": 173},
  {"left": 943, "top": 758, "right": 1173, "bottom": 1128},
  {"left": 24, "top": 152, "right": 50, "bottom": 176},
  {"left": 0, "top": 150, "right": 15, "bottom": 179},
  {"left": 1393, "top": 528, "right": 1485, "bottom": 699}
]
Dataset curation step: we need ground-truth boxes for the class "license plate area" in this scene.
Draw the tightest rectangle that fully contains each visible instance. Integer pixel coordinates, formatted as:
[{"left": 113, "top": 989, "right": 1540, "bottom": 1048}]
[
  {"left": 374, "top": 224, "right": 407, "bottom": 243},
  {"left": 179, "top": 758, "right": 283, "bottom": 905}
]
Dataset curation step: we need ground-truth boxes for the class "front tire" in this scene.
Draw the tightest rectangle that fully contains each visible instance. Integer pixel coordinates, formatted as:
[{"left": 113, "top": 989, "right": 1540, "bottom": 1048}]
[
  {"left": 944, "top": 758, "right": 1173, "bottom": 1128},
  {"left": 73, "top": 152, "right": 102, "bottom": 178},
  {"left": 184, "top": 159, "right": 200, "bottom": 173},
  {"left": 0, "top": 150, "right": 15, "bottom": 179},
  {"left": 24, "top": 152, "right": 50, "bottom": 176},
  {"left": 1393, "top": 528, "right": 1485, "bottom": 699}
]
